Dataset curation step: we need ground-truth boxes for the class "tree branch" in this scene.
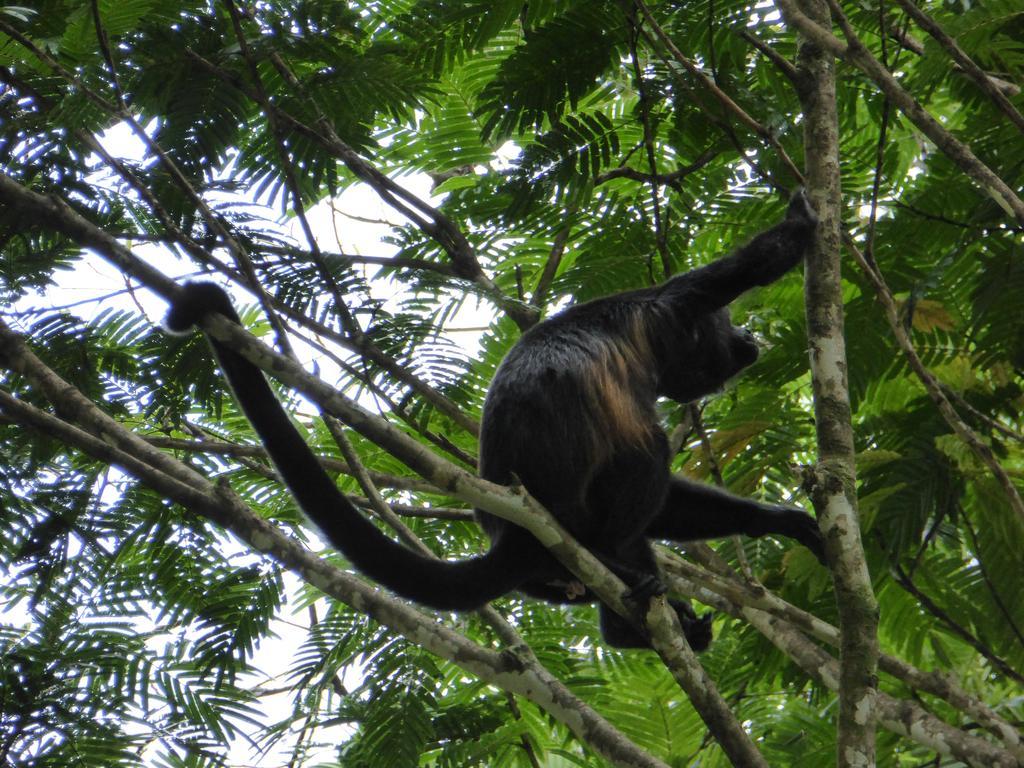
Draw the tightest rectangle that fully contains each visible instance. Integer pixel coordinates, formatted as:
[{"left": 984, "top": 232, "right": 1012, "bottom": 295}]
[
  {"left": 631, "top": 0, "right": 804, "bottom": 185},
  {"left": 660, "top": 562, "right": 1020, "bottom": 766},
  {"left": 0, "top": 385, "right": 666, "bottom": 768},
  {"left": 594, "top": 148, "right": 720, "bottom": 188},
  {"left": 737, "top": 605, "right": 1020, "bottom": 768},
  {"left": 737, "top": 29, "right": 800, "bottom": 84},
  {"left": 844, "top": 233, "right": 1024, "bottom": 524},
  {"left": 0, "top": 14, "right": 537, "bottom": 333},
  {"left": 891, "top": 0, "right": 1024, "bottom": 134},
  {"left": 223, "top": 0, "right": 369, "bottom": 352},
  {"left": 0, "top": 142, "right": 477, "bottom": 436},
  {"left": 660, "top": 551, "right": 1024, "bottom": 758},
  {"left": 143, "top": 434, "right": 440, "bottom": 494},
  {"left": 786, "top": 0, "right": 880, "bottom": 762},
  {"left": 178, "top": 46, "right": 539, "bottom": 331},
  {"left": 625, "top": 7, "right": 672, "bottom": 280},
  {"left": 530, "top": 206, "right": 575, "bottom": 308},
  {"left": 774, "top": 0, "right": 1024, "bottom": 222},
  {"left": 892, "top": 563, "right": 1024, "bottom": 686}
]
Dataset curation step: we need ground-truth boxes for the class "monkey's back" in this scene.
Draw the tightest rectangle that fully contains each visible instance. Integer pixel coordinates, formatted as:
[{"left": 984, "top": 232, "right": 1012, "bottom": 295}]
[{"left": 477, "top": 293, "right": 661, "bottom": 542}]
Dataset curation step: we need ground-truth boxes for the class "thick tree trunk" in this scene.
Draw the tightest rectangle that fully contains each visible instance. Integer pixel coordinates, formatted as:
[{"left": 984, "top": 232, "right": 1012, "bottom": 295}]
[{"left": 787, "top": 0, "right": 881, "bottom": 764}]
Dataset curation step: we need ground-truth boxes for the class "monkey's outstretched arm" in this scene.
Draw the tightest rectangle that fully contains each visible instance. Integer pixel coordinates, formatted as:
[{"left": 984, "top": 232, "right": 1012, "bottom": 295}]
[{"left": 662, "top": 190, "right": 818, "bottom": 313}]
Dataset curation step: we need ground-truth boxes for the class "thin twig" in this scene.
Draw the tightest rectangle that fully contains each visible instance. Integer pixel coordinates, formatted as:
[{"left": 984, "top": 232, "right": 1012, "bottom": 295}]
[
  {"left": 687, "top": 403, "right": 754, "bottom": 579},
  {"left": 626, "top": 7, "right": 671, "bottom": 279},
  {"left": 960, "top": 515, "right": 1024, "bottom": 651},
  {"left": 632, "top": 0, "right": 804, "bottom": 185},
  {"left": 737, "top": 29, "right": 800, "bottom": 84},
  {"left": 845, "top": 234, "right": 1024, "bottom": 524},
  {"left": 594, "top": 147, "right": 720, "bottom": 188},
  {"left": 892, "top": 563, "right": 1024, "bottom": 686},
  {"left": 531, "top": 205, "right": 576, "bottom": 308}
]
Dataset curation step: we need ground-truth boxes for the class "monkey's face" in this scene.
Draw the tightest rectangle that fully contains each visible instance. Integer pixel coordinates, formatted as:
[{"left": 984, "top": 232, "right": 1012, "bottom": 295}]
[{"left": 662, "top": 309, "right": 759, "bottom": 402}]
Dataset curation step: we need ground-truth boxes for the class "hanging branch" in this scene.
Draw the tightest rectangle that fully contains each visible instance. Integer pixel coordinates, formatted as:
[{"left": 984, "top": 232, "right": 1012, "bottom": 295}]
[{"left": 784, "top": 0, "right": 881, "bottom": 763}]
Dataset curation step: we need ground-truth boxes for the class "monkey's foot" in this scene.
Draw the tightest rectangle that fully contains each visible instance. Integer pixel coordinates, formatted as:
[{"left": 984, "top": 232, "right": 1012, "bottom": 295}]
[
  {"left": 677, "top": 605, "right": 714, "bottom": 652},
  {"left": 623, "top": 573, "right": 667, "bottom": 602}
]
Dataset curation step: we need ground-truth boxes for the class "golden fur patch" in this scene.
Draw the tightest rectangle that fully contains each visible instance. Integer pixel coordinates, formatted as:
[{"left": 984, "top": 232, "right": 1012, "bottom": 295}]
[{"left": 579, "top": 312, "right": 657, "bottom": 459}]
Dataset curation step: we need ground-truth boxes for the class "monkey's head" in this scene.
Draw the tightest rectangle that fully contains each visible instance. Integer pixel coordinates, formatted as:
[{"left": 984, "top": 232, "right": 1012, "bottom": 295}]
[{"left": 659, "top": 308, "right": 759, "bottom": 403}]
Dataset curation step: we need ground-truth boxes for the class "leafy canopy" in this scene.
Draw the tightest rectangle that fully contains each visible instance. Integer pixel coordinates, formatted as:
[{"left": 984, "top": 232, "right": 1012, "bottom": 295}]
[{"left": 0, "top": 0, "right": 1022, "bottom": 766}]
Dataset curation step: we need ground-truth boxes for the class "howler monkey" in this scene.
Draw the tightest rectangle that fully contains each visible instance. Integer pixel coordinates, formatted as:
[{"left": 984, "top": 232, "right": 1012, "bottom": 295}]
[{"left": 166, "top": 190, "right": 824, "bottom": 650}]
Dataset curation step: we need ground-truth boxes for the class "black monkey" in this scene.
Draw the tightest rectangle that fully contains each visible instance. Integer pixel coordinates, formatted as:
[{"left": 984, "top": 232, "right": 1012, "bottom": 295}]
[{"left": 166, "top": 190, "right": 824, "bottom": 650}]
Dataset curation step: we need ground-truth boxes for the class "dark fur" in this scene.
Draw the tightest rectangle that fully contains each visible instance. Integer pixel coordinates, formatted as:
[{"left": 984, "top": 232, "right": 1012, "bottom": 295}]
[{"left": 166, "top": 191, "right": 823, "bottom": 650}]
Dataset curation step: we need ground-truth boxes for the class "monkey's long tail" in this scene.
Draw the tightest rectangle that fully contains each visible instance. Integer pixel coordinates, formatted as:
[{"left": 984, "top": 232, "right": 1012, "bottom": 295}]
[{"left": 166, "top": 283, "right": 530, "bottom": 611}]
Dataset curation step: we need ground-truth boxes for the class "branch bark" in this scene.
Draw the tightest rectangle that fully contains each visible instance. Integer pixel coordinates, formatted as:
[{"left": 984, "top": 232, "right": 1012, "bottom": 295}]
[{"left": 786, "top": 0, "right": 880, "bottom": 763}]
